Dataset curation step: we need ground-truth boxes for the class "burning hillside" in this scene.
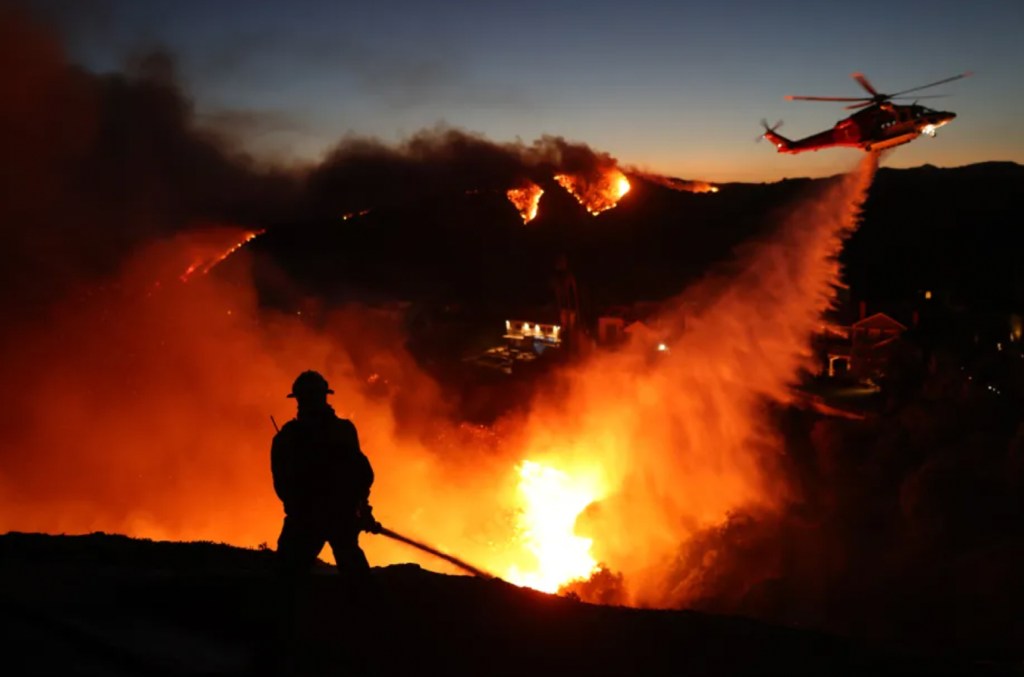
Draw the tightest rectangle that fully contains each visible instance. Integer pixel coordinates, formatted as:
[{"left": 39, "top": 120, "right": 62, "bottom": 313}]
[
  {"left": 0, "top": 149, "right": 879, "bottom": 614},
  {"left": 179, "top": 228, "right": 265, "bottom": 282},
  {"left": 5, "top": 8, "right": 1024, "bottom": 668},
  {"left": 0, "top": 9, "right": 882, "bottom": 606}
]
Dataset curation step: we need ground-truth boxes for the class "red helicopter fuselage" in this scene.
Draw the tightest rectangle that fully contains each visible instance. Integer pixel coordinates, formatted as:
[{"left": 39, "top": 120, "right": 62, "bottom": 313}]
[{"left": 764, "top": 103, "right": 957, "bottom": 154}]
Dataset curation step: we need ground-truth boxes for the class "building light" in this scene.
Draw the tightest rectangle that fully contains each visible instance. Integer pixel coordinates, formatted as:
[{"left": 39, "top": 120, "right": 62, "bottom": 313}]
[{"left": 924, "top": 290, "right": 932, "bottom": 300}]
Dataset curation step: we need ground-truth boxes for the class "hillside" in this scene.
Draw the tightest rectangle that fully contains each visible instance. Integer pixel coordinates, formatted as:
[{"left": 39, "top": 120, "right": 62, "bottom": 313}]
[
  {"left": 248, "top": 162, "right": 1024, "bottom": 315},
  {"left": 0, "top": 532, "right": 994, "bottom": 676}
]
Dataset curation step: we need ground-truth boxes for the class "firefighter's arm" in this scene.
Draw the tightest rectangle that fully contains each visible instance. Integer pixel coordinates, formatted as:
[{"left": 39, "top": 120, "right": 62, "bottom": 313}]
[
  {"left": 341, "top": 419, "right": 374, "bottom": 495},
  {"left": 342, "top": 420, "right": 379, "bottom": 532}
]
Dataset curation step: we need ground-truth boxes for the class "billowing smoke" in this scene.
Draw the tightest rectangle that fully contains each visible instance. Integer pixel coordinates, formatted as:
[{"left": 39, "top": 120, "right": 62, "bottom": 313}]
[
  {"left": 307, "top": 128, "right": 624, "bottom": 218},
  {"left": 0, "top": 8, "right": 629, "bottom": 318},
  {"left": 0, "top": 8, "right": 298, "bottom": 317}
]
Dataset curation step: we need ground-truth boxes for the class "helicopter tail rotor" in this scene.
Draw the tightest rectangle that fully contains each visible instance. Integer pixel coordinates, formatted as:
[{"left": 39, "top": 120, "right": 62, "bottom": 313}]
[{"left": 756, "top": 118, "right": 783, "bottom": 143}]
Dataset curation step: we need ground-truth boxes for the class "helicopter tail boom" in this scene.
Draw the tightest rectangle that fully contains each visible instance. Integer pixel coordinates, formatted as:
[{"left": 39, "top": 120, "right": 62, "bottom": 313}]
[{"left": 762, "top": 127, "right": 794, "bottom": 153}]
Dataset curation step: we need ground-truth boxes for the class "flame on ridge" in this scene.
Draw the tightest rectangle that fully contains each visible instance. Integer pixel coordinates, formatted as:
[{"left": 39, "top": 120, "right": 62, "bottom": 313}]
[
  {"left": 555, "top": 168, "right": 631, "bottom": 215},
  {"left": 506, "top": 183, "right": 544, "bottom": 224},
  {"left": 180, "top": 229, "right": 265, "bottom": 283},
  {"left": 632, "top": 172, "right": 719, "bottom": 194}
]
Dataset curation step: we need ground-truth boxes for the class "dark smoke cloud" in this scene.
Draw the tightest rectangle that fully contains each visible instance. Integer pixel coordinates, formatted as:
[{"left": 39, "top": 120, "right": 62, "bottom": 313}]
[
  {"left": 307, "top": 128, "right": 620, "bottom": 217},
  {"left": 0, "top": 8, "right": 298, "bottom": 317},
  {"left": 0, "top": 7, "right": 624, "bottom": 316}
]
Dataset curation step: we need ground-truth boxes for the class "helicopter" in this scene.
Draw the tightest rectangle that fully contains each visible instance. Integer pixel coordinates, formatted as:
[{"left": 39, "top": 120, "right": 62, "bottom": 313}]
[{"left": 761, "top": 72, "right": 970, "bottom": 154}]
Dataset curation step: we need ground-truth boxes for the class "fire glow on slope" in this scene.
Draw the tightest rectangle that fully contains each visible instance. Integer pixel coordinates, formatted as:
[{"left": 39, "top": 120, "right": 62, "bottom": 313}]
[
  {"left": 633, "top": 172, "right": 720, "bottom": 194},
  {"left": 506, "top": 183, "right": 544, "bottom": 224},
  {"left": 179, "top": 228, "right": 265, "bottom": 282},
  {"left": 555, "top": 168, "right": 631, "bottom": 215}
]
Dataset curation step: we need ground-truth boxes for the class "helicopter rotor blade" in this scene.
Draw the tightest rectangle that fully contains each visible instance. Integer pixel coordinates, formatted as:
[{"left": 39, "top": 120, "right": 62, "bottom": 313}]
[
  {"left": 844, "top": 101, "right": 875, "bottom": 110},
  {"left": 785, "top": 95, "right": 871, "bottom": 102},
  {"left": 890, "top": 94, "right": 949, "bottom": 100},
  {"left": 889, "top": 72, "right": 972, "bottom": 98},
  {"left": 851, "top": 72, "right": 879, "bottom": 97}
]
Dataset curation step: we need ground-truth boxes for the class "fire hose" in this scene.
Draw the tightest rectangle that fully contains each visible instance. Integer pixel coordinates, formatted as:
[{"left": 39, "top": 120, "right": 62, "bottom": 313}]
[{"left": 372, "top": 525, "right": 493, "bottom": 579}]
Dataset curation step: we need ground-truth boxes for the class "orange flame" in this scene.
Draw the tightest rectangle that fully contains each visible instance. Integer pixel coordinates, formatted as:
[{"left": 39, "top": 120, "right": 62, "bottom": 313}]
[
  {"left": 180, "top": 229, "right": 265, "bottom": 282},
  {"left": 555, "top": 168, "right": 631, "bottom": 215},
  {"left": 506, "top": 183, "right": 544, "bottom": 224},
  {"left": 505, "top": 460, "right": 605, "bottom": 591},
  {"left": 342, "top": 209, "right": 371, "bottom": 221}
]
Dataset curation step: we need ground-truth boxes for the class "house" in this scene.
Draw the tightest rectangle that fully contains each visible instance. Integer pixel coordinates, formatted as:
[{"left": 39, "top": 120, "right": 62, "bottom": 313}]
[
  {"left": 503, "top": 319, "right": 562, "bottom": 354},
  {"left": 849, "top": 312, "right": 908, "bottom": 380}
]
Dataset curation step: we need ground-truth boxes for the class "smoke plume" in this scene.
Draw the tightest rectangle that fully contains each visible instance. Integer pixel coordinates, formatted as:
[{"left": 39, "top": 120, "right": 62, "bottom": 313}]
[
  {"left": 0, "top": 8, "right": 298, "bottom": 318},
  {"left": 307, "top": 129, "right": 623, "bottom": 218}
]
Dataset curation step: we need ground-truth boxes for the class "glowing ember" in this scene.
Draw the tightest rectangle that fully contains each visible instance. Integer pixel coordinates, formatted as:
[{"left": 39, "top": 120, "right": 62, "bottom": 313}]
[
  {"left": 505, "top": 460, "right": 604, "bottom": 593},
  {"left": 180, "top": 229, "right": 264, "bottom": 282},
  {"left": 342, "top": 209, "right": 371, "bottom": 221},
  {"left": 555, "top": 168, "right": 631, "bottom": 215},
  {"left": 506, "top": 183, "right": 544, "bottom": 224}
]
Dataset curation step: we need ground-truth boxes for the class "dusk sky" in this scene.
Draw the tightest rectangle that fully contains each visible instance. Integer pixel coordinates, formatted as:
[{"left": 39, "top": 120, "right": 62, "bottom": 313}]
[{"left": 28, "top": 0, "right": 1024, "bottom": 181}]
